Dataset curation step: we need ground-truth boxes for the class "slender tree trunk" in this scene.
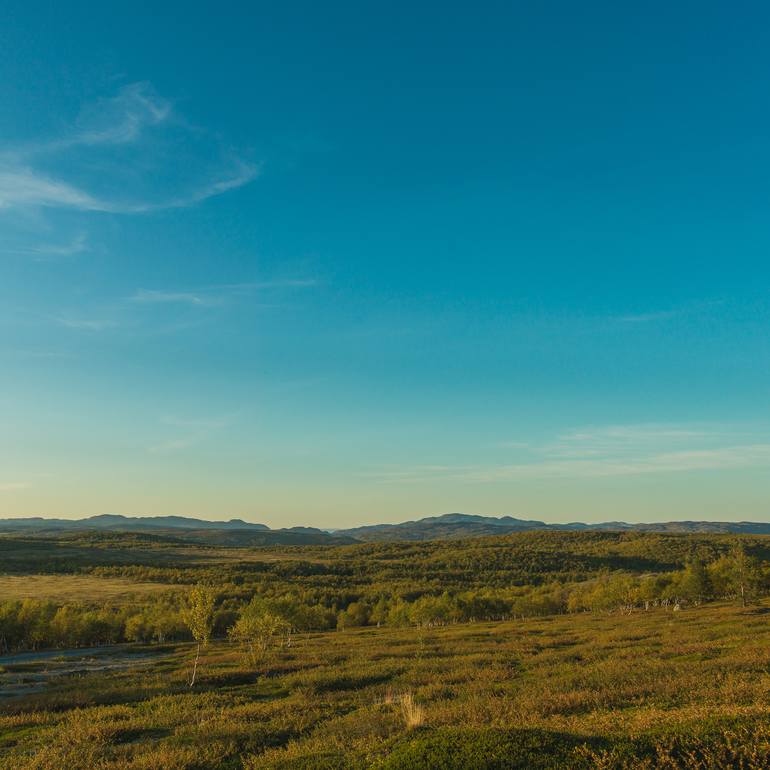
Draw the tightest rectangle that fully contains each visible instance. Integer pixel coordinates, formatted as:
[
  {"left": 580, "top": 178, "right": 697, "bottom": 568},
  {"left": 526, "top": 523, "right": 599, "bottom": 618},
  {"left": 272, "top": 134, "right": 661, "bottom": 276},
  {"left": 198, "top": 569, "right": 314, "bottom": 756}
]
[
  {"left": 741, "top": 582, "right": 746, "bottom": 607},
  {"left": 189, "top": 642, "right": 200, "bottom": 687}
]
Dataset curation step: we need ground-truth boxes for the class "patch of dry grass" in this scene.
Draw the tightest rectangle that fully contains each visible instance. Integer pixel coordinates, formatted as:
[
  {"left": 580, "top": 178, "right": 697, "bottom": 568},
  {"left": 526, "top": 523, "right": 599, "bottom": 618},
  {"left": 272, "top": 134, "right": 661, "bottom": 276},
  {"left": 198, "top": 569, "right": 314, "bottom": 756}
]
[{"left": 0, "top": 575, "right": 181, "bottom": 603}]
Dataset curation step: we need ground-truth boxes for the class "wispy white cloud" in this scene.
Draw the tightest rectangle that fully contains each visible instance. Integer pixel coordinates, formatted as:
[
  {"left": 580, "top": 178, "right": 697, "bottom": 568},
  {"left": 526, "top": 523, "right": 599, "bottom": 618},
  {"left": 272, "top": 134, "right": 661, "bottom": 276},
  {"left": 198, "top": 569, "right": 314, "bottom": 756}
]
[
  {"left": 492, "top": 440, "right": 530, "bottom": 449},
  {"left": 129, "top": 279, "right": 316, "bottom": 307},
  {"left": 0, "top": 82, "right": 257, "bottom": 214},
  {"left": 1, "top": 232, "right": 88, "bottom": 260},
  {"left": 41, "top": 278, "right": 313, "bottom": 340},
  {"left": 614, "top": 300, "right": 724, "bottom": 325},
  {"left": 363, "top": 424, "right": 770, "bottom": 484},
  {"left": 161, "top": 415, "right": 233, "bottom": 430},
  {"left": 0, "top": 168, "right": 104, "bottom": 210},
  {"left": 217, "top": 279, "right": 318, "bottom": 290},
  {"left": 67, "top": 82, "right": 171, "bottom": 148},
  {"left": 543, "top": 424, "right": 714, "bottom": 458},
  {"left": 151, "top": 161, "right": 259, "bottom": 212},
  {"left": 31, "top": 233, "right": 88, "bottom": 257},
  {"left": 14, "top": 83, "right": 171, "bottom": 156},
  {"left": 360, "top": 465, "right": 469, "bottom": 483},
  {"left": 147, "top": 438, "right": 197, "bottom": 454},
  {"left": 0, "top": 164, "right": 258, "bottom": 214},
  {"left": 56, "top": 317, "right": 117, "bottom": 331},
  {"left": 0, "top": 482, "right": 29, "bottom": 492},
  {"left": 460, "top": 444, "right": 770, "bottom": 482},
  {"left": 129, "top": 289, "right": 218, "bottom": 307},
  {"left": 147, "top": 413, "right": 233, "bottom": 454}
]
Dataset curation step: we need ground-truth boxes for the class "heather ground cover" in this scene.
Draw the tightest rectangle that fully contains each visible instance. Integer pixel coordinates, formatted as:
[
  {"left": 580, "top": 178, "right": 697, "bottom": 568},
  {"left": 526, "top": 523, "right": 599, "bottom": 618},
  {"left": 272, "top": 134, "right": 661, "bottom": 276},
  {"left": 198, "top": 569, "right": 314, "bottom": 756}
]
[{"left": 2, "top": 599, "right": 769, "bottom": 769}]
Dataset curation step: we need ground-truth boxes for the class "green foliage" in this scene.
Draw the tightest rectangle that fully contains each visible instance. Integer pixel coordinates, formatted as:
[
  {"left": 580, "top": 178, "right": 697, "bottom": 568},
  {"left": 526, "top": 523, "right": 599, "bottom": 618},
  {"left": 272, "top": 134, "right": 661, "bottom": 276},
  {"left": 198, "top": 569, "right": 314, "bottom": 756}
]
[
  {"left": 229, "top": 600, "right": 292, "bottom": 666},
  {"left": 337, "top": 601, "right": 371, "bottom": 629},
  {"left": 181, "top": 585, "right": 217, "bottom": 647},
  {"left": 676, "top": 559, "right": 712, "bottom": 603},
  {"left": 2, "top": 594, "right": 770, "bottom": 768},
  {"left": 727, "top": 544, "right": 762, "bottom": 606},
  {"left": 382, "top": 727, "right": 593, "bottom": 769},
  {"left": 1, "top": 532, "right": 769, "bottom": 655},
  {"left": 5, "top": 530, "right": 770, "bottom": 767}
]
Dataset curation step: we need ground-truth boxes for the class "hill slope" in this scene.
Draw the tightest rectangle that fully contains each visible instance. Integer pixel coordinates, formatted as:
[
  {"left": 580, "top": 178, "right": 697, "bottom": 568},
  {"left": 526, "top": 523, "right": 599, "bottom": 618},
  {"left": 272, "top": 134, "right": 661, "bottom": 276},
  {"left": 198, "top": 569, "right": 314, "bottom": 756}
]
[
  {"left": 4, "top": 512, "right": 770, "bottom": 544},
  {"left": 337, "top": 512, "right": 770, "bottom": 541},
  {"left": 0, "top": 515, "right": 355, "bottom": 545}
]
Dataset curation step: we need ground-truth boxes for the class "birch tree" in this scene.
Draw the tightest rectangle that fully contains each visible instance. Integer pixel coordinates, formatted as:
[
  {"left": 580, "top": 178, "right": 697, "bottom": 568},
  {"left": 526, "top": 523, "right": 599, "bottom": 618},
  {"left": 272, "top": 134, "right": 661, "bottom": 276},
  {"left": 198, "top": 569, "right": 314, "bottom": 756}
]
[{"left": 181, "top": 585, "right": 217, "bottom": 687}]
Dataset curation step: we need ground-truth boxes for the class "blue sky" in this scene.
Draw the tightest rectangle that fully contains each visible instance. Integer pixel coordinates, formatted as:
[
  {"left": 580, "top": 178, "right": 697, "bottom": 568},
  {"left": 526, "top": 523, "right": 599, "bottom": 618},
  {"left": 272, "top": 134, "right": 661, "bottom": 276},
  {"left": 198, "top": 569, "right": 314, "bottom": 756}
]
[{"left": 2, "top": 2, "right": 770, "bottom": 526}]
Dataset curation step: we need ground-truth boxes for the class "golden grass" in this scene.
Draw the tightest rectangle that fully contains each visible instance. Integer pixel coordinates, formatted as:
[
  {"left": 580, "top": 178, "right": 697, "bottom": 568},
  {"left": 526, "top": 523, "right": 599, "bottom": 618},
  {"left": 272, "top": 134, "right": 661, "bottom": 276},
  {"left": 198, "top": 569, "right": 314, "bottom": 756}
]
[
  {"left": 397, "top": 692, "right": 425, "bottom": 729},
  {"left": 2, "top": 601, "right": 770, "bottom": 768},
  {"left": 0, "top": 575, "right": 181, "bottom": 603}
]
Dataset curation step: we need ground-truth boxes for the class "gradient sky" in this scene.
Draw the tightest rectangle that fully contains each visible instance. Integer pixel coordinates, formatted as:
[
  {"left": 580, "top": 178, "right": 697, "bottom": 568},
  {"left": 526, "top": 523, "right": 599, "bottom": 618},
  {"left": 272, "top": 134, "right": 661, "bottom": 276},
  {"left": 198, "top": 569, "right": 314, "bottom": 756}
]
[{"left": 2, "top": 2, "right": 770, "bottom": 527}]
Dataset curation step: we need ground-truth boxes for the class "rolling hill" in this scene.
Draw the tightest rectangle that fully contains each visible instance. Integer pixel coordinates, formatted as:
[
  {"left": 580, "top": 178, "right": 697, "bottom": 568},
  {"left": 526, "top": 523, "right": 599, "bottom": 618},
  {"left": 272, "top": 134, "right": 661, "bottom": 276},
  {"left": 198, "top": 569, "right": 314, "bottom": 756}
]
[
  {"left": 336, "top": 512, "right": 770, "bottom": 541},
  {"left": 0, "top": 515, "right": 355, "bottom": 545},
  {"left": 3, "top": 512, "right": 770, "bottom": 544}
]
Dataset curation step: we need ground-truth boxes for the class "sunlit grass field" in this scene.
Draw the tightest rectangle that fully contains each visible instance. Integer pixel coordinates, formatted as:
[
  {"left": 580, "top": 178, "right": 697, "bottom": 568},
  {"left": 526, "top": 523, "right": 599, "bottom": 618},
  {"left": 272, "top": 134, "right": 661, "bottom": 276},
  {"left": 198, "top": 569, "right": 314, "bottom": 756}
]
[
  {"left": 2, "top": 601, "right": 770, "bottom": 769},
  {"left": 0, "top": 575, "right": 183, "bottom": 603}
]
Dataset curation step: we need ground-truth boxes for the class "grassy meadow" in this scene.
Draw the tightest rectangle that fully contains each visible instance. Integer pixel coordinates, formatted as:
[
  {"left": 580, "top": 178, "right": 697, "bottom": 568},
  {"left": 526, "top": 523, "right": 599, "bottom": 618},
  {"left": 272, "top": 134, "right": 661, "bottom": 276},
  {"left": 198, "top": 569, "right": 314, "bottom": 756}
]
[
  {"left": 2, "top": 530, "right": 770, "bottom": 768},
  {"left": 0, "top": 575, "right": 184, "bottom": 603}
]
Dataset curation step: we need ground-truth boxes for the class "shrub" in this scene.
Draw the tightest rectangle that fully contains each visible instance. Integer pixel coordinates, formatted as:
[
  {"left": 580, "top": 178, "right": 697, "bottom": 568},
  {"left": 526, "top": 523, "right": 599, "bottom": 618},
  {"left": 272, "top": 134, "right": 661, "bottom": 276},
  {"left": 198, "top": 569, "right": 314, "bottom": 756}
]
[{"left": 381, "top": 727, "right": 593, "bottom": 769}]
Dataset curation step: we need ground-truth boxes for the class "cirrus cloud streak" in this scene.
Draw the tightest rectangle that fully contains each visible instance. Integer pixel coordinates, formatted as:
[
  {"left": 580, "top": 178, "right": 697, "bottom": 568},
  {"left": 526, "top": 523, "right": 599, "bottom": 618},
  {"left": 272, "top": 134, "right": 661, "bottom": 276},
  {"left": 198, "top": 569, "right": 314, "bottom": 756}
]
[
  {"left": 363, "top": 424, "right": 770, "bottom": 484},
  {"left": 0, "top": 82, "right": 257, "bottom": 214}
]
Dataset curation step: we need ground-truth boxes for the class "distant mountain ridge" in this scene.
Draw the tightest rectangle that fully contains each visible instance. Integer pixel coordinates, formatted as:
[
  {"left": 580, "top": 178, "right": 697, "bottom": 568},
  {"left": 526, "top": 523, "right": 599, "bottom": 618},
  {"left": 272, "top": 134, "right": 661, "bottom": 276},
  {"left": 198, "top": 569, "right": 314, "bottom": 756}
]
[
  {"left": 0, "top": 514, "right": 355, "bottom": 545},
  {"left": 2, "top": 512, "right": 770, "bottom": 543},
  {"left": 335, "top": 513, "right": 770, "bottom": 541},
  {"left": 0, "top": 514, "right": 270, "bottom": 531}
]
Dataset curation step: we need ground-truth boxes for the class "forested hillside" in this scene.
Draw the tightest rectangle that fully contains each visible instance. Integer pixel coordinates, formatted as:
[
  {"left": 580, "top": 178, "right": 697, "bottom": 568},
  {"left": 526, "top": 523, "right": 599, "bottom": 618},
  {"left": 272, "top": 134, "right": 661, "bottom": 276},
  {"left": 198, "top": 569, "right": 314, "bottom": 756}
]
[{"left": 1, "top": 530, "right": 767, "bottom": 652}]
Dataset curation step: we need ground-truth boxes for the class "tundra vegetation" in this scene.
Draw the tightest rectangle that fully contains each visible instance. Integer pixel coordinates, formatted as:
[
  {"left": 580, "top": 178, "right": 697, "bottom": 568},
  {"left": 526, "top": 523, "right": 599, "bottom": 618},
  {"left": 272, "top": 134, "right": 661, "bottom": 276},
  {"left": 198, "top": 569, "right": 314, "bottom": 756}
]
[{"left": 1, "top": 530, "right": 770, "bottom": 768}]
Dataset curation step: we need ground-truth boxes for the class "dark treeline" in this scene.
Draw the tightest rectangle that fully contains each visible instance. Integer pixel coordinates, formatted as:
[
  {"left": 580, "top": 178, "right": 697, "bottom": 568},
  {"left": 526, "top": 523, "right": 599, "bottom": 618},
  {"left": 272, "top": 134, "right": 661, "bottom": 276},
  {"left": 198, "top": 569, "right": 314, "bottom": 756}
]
[{"left": 0, "top": 541, "right": 764, "bottom": 653}]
